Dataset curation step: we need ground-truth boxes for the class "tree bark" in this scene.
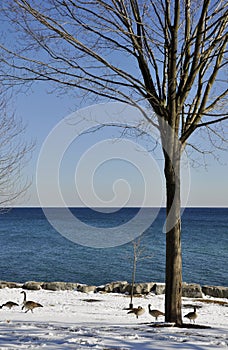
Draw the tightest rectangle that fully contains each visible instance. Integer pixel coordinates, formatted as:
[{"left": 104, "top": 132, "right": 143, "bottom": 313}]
[{"left": 164, "top": 148, "right": 182, "bottom": 325}]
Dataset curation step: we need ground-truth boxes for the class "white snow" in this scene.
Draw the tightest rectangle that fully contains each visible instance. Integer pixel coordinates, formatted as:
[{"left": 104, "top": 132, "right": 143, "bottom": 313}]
[{"left": 0, "top": 287, "right": 227, "bottom": 349}]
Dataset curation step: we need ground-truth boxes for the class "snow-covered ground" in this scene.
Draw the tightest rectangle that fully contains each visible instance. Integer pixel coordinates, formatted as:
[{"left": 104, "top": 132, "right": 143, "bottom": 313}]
[{"left": 0, "top": 287, "right": 227, "bottom": 349}]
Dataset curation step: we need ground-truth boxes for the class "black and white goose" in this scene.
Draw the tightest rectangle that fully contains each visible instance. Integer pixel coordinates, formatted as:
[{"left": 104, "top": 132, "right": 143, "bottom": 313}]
[
  {"left": 184, "top": 306, "right": 198, "bottom": 323},
  {"left": 148, "top": 304, "right": 165, "bottom": 321},
  {"left": 0, "top": 301, "right": 19, "bottom": 309},
  {"left": 21, "top": 291, "right": 43, "bottom": 313},
  {"left": 127, "top": 306, "right": 145, "bottom": 319}
]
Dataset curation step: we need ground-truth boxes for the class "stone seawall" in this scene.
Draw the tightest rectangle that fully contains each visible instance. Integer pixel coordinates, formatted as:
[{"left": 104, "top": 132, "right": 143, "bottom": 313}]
[{"left": 0, "top": 280, "right": 227, "bottom": 299}]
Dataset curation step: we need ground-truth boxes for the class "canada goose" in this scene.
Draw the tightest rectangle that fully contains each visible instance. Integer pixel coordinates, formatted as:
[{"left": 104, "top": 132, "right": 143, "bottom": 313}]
[
  {"left": 148, "top": 304, "right": 165, "bottom": 321},
  {"left": 0, "top": 301, "right": 19, "bottom": 309},
  {"left": 127, "top": 306, "right": 145, "bottom": 319},
  {"left": 184, "top": 306, "right": 198, "bottom": 323},
  {"left": 21, "top": 291, "right": 43, "bottom": 313}
]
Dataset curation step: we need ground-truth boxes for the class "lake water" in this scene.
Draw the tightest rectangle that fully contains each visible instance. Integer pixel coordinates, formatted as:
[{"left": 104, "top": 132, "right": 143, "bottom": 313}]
[{"left": 0, "top": 207, "right": 227, "bottom": 287}]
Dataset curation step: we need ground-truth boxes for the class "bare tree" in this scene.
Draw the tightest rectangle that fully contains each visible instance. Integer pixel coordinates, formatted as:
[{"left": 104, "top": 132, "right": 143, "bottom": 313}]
[
  {"left": 128, "top": 238, "right": 151, "bottom": 309},
  {"left": 0, "top": 0, "right": 227, "bottom": 324},
  {"left": 0, "top": 98, "right": 33, "bottom": 208}
]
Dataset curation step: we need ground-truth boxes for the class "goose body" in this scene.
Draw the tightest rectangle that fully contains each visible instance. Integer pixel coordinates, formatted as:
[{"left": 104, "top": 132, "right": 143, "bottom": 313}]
[
  {"left": 148, "top": 304, "right": 165, "bottom": 320},
  {"left": 21, "top": 291, "right": 43, "bottom": 313},
  {"left": 127, "top": 306, "right": 145, "bottom": 319},
  {"left": 184, "top": 306, "right": 198, "bottom": 323},
  {"left": 0, "top": 301, "right": 19, "bottom": 309}
]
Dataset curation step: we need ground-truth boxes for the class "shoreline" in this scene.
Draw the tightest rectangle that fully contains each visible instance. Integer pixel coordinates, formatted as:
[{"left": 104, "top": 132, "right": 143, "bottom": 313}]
[
  {"left": 0, "top": 285, "right": 227, "bottom": 349},
  {"left": 1, "top": 280, "right": 227, "bottom": 299}
]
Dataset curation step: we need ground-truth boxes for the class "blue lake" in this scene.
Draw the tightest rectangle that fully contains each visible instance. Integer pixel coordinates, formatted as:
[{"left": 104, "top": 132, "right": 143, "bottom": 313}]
[{"left": 1, "top": 207, "right": 227, "bottom": 286}]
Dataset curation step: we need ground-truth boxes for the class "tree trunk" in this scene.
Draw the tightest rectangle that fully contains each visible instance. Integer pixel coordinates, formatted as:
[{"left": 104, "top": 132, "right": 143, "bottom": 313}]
[
  {"left": 164, "top": 149, "right": 182, "bottom": 325},
  {"left": 129, "top": 246, "right": 137, "bottom": 309}
]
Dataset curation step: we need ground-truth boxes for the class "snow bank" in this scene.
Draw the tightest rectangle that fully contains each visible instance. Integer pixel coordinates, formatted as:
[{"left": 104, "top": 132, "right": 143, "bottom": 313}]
[{"left": 0, "top": 287, "right": 227, "bottom": 349}]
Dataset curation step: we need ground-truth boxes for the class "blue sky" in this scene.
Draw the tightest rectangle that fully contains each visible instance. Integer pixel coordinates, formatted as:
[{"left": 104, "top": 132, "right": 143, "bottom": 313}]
[
  {"left": 0, "top": 5, "right": 227, "bottom": 209},
  {"left": 12, "top": 83, "right": 228, "bottom": 208}
]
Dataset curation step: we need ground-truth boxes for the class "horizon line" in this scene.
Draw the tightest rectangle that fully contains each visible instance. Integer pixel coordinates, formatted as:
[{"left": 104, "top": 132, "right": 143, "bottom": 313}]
[{"left": 4, "top": 205, "right": 228, "bottom": 209}]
